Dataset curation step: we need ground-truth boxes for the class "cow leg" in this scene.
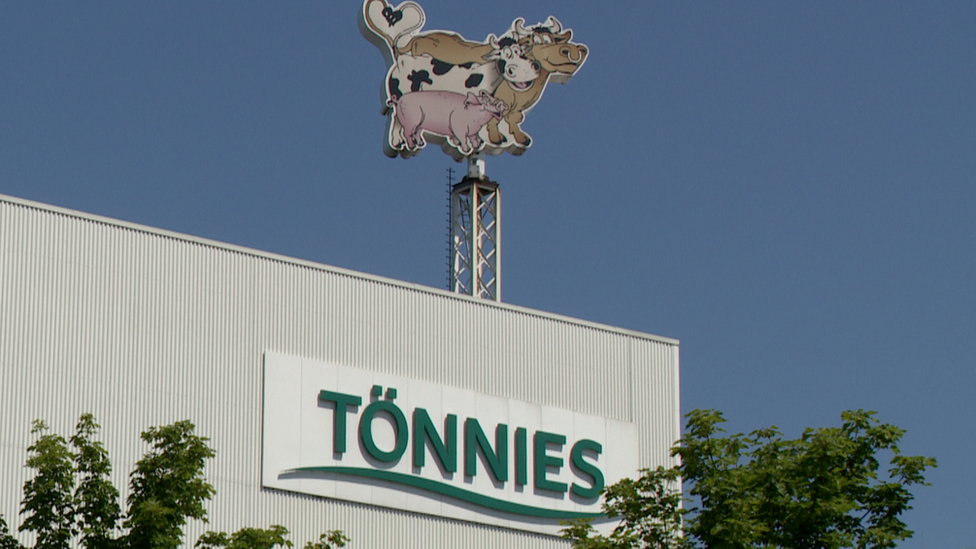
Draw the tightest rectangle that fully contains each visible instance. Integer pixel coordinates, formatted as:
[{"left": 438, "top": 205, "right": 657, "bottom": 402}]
[
  {"left": 505, "top": 111, "right": 530, "bottom": 147},
  {"left": 486, "top": 118, "right": 506, "bottom": 145}
]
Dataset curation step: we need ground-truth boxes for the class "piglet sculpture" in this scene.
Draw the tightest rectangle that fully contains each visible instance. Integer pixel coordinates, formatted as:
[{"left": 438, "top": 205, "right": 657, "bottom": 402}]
[{"left": 388, "top": 90, "right": 507, "bottom": 155}]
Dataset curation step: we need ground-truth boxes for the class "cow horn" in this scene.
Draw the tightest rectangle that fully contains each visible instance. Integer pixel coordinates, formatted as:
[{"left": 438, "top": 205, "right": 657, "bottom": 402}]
[
  {"left": 513, "top": 17, "right": 530, "bottom": 40},
  {"left": 544, "top": 16, "right": 562, "bottom": 34}
]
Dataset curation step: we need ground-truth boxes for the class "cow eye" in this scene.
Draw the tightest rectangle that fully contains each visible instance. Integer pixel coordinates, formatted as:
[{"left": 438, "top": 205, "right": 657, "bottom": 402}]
[{"left": 543, "top": 35, "right": 553, "bottom": 44}]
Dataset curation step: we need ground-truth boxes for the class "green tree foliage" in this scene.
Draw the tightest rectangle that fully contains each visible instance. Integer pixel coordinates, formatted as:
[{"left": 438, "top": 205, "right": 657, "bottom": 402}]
[
  {"left": 196, "top": 525, "right": 293, "bottom": 549},
  {"left": 1, "top": 415, "right": 347, "bottom": 549},
  {"left": 123, "top": 421, "right": 217, "bottom": 549},
  {"left": 301, "top": 531, "right": 349, "bottom": 549},
  {"left": 563, "top": 466, "right": 686, "bottom": 549},
  {"left": 0, "top": 516, "right": 23, "bottom": 549},
  {"left": 195, "top": 526, "right": 348, "bottom": 549},
  {"left": 20, "top": 421, "right": 76, "bottom": 549},
  {"left": 564, "top": 409, "right": 936, "bottom": 549},
  {"left": 70, "top": 415, "right": 121, "bottom": 549}
]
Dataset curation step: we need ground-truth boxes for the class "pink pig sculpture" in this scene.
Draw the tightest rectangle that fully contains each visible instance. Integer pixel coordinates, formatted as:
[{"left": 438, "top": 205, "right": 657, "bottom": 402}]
[{"left": 388, "top": 90, "right": 508, "bottom": 155}]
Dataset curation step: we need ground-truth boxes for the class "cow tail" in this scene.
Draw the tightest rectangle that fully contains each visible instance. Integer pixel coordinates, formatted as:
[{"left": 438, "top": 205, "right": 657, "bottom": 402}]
[{"left": 362, "top": 0, "right": 397, "bottom": 52}]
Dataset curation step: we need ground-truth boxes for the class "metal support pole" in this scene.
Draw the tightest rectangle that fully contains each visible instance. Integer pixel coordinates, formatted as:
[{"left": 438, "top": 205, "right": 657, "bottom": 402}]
[{"left": 450, "top": 155, "right": 500, "bottom": 301}]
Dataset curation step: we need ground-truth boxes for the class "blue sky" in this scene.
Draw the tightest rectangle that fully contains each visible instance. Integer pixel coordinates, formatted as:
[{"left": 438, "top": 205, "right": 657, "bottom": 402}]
[{"left": 2, "top": 2, "right": 974, "bottom": 547}]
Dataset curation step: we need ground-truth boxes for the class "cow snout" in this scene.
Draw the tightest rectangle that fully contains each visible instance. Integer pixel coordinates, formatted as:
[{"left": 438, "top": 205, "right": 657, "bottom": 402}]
[{"left": 562, "top": 46, "right": 586, "bottom": 63}]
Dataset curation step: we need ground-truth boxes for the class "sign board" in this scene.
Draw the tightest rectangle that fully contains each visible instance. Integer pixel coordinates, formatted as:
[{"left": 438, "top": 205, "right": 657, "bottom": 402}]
[
  {"left": 360, "top": 0, "right": 588, "bottom": 160},
  {"left": 262, "top": 352, "right": 638, "bottom": 535}
]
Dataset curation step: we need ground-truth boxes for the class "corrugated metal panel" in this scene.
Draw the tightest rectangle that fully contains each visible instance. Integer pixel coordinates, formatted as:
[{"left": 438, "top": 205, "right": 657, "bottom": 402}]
[{"left": 0, "top": 194, "right": 679, "bottom": 548}]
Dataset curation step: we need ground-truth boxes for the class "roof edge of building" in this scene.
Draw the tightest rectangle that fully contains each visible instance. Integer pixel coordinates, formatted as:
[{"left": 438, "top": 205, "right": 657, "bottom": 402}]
[{"left": 0, "top": 192, "right": 679, "bottom": 346}]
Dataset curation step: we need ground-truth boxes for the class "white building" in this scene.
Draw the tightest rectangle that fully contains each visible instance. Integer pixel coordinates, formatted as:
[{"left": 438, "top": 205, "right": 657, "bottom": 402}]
[{"left": 0, "top": 193, "right": 679, "bottom": 548}]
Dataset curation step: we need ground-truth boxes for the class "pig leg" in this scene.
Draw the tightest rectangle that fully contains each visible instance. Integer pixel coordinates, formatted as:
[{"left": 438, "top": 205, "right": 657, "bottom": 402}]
[
  {"left": 402, "top": 119, "right": 423, "bottom": 150},
  {"left": 402, "top": 122, "right": 416, "bottom": 149},
  {"left": 396, "top": 103, "right": 428, "bottom": 150},
  {"left": 395, "top": 110, "right": 415, "bottom": 149},
  {"left": 454, "top": 135, "right": 471, "bottom": 155},
  {"left": 449, "top": 121, "right": 472, "bottom": 155},
  {"left": 468, "top": 131, "right": 483, "bottom": 150}
]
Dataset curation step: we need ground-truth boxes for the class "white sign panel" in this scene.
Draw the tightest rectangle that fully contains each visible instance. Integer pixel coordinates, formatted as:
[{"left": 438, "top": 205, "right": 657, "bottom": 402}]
[{"left": 262, "top": 352, "right": 639, "bottom": 535}]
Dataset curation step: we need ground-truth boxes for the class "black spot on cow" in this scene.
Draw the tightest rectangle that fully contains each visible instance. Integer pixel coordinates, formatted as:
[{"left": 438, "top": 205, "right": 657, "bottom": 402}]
[
  {"left": 408, "top": 70, "right": 433, "bottom": 92},
  {"left": 388, "top": 78, "right": 402, "bottom": 100},
  {"left": 497, "top": 37, "right": 517, "bottom": 48},
  {"left": 431, "top": 59, "right": 454, "bottom": 76},
  {"left": 464, "top": 74, "right": 484, "bottom": 88},
  {"left": 459, "top": 62, "right": 474, "bottom": 69}
]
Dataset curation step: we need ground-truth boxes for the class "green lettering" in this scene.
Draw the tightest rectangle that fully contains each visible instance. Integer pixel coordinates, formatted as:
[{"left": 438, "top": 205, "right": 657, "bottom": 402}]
[
  {"left": 534, "top": 431, "right": 568, "bottom": 493},
  {"left": 413, "top": 409, "right": 457, "bottom": 473},
  {"left": 359, "top": 393, "right": 408, "bottom": 463},
  {"left": 570, "top": 439, "right": 604, "bottom": 498},
  {"left": 515, "top": 427, "right": 528, "bottom": 486},
  {"left": 464, "top": 418, "right": 508, "bottom": 483},
  {"left": 318, "top": 390, "right": 362, "bottom": 454}
]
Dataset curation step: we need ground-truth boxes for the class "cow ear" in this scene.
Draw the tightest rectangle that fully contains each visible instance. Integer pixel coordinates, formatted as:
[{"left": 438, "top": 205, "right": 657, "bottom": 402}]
[
  {"left": 555, "top": 31, "right": 572, "bottom": 43},
  {"left": 482, "top": 35, "right": 502, "bottom": 61},
  {"left": 465, "top": 91, "right": 480, "bottom": 106}
]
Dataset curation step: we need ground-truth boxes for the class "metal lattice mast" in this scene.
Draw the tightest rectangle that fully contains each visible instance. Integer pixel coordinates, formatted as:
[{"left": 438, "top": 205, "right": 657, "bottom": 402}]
[{"left": 450, "top": 154, "right": 500, "bottom": 301}]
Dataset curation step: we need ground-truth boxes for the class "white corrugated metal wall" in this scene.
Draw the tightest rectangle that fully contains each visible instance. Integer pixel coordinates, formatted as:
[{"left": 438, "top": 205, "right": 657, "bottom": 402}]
[{"left": 0, "top": 194, "right": 679, "bottom": 548}]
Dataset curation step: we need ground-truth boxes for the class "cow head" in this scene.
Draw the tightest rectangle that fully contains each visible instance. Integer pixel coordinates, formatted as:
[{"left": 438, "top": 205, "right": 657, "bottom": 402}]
[
  {"left": 483, "top": 35, "right": 540, "bottom": 91},
  {"left": 513, "top": 17, "right": 587, "bottom": 83}
]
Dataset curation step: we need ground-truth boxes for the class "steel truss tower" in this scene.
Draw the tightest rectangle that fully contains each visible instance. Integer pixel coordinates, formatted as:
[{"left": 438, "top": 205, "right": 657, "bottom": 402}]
[{"left": 449, "top": 156, "right": 500, "bottom": 301}]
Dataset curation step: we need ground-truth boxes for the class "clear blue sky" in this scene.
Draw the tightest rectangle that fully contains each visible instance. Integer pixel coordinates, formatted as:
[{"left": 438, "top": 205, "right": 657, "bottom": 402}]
[{"left": 2, "top": 2, "right": 974, "bottom": 547}]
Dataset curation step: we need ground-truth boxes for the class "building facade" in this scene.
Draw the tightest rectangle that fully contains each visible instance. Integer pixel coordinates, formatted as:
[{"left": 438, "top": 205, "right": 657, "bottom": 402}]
[{"left": 0, "top": 194, "right": 679, "bottom": 548}]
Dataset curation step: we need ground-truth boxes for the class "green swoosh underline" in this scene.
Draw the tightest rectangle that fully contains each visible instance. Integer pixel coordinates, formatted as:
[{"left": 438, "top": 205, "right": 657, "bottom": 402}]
[{"left": 283, "top": 466, "right": 606, "bottom": 520}]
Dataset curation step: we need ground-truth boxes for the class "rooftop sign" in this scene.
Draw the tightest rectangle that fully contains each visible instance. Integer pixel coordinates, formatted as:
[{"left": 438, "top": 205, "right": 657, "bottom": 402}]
[
  {"left": 262, "top": 352, "right": 637, "bottom": 535},
  {"left": 360, "top": 0, "right": 588, "bottom": 160}
]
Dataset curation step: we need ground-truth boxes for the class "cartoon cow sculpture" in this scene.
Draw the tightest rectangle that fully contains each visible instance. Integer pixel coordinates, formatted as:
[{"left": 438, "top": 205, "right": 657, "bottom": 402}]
[{"left": 360, "top": 0, "right": 587, "bottom": 159}]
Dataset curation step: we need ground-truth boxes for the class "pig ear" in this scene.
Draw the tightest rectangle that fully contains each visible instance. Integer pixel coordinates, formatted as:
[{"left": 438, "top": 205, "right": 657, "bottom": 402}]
[{"left": 464, "top": 91, "right": 480, "bottom": 106}]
